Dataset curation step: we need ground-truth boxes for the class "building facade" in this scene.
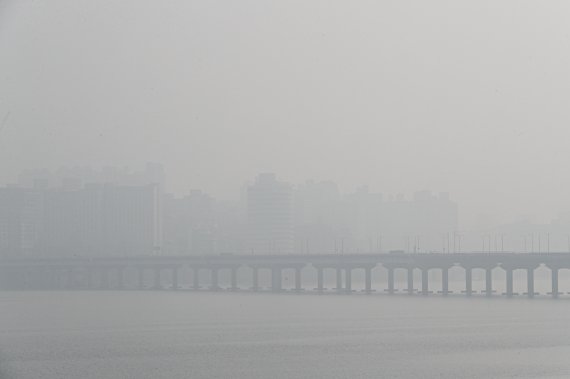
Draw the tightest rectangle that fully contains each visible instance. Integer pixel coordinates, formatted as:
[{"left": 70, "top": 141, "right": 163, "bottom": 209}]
[
  {"left": 0, "top": 183, "right": 161, "bottom": 258},
  {"left": 247, "top": 173, "right": 293, "bottom": 254}
]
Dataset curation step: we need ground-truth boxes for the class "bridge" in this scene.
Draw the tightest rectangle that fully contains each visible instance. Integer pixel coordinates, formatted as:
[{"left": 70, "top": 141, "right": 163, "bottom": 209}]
[{"left": 1, "top": 252, "right": 570, "bottom": 298}]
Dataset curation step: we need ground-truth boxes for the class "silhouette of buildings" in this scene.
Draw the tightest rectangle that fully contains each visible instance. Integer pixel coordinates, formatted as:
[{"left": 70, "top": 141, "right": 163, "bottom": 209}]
[
  {"left": 293, "top": 180, "right": 347, "bottom": 253},
  {"left": 247, "top": 173, "right": 294, "bottom": 254},
  {"left": 0, "top": 187, "right": 43, "bottom": 257},
  {"left": 1, "top": 167, "right": 462, "bottom": 257},
  {"left": 0, "top": 165, "right": 163, "bottom": 258},
  {"left": 163, "top": 190, "right": 217, "bottom": 255},
  {"left": 293, "top": 184, "right": 458, "bottom": 253},
  {"left": 162, "top": 190, "right": 247, "bottom": 255}
]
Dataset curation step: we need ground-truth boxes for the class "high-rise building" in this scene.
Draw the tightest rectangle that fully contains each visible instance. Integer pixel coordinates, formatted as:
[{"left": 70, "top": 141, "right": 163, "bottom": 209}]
[
  {"left": 98, "top": 183, "right": 161, "bottom": 256},
  {"left": 293, "top": 180, "right": 345, "bottom": 254},
  {"left": 0, "top": 182, "right": 162, "bottom": 258},
  {"left": 0, "top": 187, "right": 43, "bottom": 258},
  {"left": 162, "top": 190, "right": 217, "bottom": 255},
  {"left": 247, "top": 173, "right": 293, "bottom": 254},
  {"left": 162, "top": 190, "right": 248, "bottom": 256}
]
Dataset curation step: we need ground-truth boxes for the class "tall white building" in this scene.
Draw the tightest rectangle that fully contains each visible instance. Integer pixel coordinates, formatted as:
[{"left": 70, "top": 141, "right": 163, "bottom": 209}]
[
  {"left": 162, "top": 190, "right": 217, "bottom": 255},
  {"left": 0, "top": 182, "right": 162, "bottom": 258},
  {"left": 247, "top": 173, "right": 293, "bottom": 254},
  {"left": 293, "top": 180, "right": 345, "bottom": 254},
  {"left": 40, "top": 183, "right": 161, "bottom": 257},
  {"left": 98, "top": 183, "right": 161, "bottom": 256},
  {"left": 0, "top": 187, "right": 43, "bottom": 258},
  {"left": 12, "top": 165, "right": 164, "bottom": 257}
]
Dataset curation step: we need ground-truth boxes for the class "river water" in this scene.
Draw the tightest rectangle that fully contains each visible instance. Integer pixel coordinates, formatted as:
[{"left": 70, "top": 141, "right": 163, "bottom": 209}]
[{"left": 0, "top": 291, "right": 569, "bottom": 378}]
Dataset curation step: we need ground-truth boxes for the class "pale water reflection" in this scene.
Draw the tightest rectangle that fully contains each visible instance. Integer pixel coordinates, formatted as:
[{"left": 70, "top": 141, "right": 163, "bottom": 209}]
[{"left": 0, "top": 291, "right": 569, "bottom": 378}]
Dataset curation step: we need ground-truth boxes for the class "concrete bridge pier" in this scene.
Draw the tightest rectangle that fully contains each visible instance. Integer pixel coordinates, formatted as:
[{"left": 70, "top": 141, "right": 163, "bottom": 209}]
[
  {"left": 441, "top": 268, "right": 449, "bottom": 296},
  {"left": 13, "top": 268, "right": 23, "bottom": 289},
  {"left": 485, "top": 268, "right": 493, "bottom": 297},
  {"left": 101, "top": 267, "right": 110, "bottom": 290},
  {"left": 345, "top": 268, "right": 352, "bottom": 294},
  {"left": 251, "top": 267, "right": 259, "bottom": 291},
  {"left": 210, "top": 268, "right": 220, "bottom": 291},
  {"left": 171, "top": 267, "right": 179, "bottom": 290},
  {"left": 65, "top": 267, "right": 75, "bottom": 290},
  {"left": 138, "top": 267, "right": 145, "bottom": 290},
  {"left": 526, "top": 268, "right": 534, "bottom": 298},
  {"left": 54, "top": 269, "right": 64, "bottom": 289},
  {"left": 27, "top": 268, "right": 41, "bottom": 289},
  {"left": 407, "top": 268, "right": 414, "bottom": 295},
  {"left": 387, "top": 267, "right": 395, "bottom": 295},
  {"left": 230, "top": 267, "right": 238, "bottom": 291},
  {"left": 116, "top": 267, "right": 124, "bottom": 290},
  {"left": 294, "top": 267, "right": 303, "bottom": 292},
  {"left": 154, "top": 267, "right": 162, "bottom": 290},
  {"left": 316, "top": 267, "right": 324, "bottom": 292},
  {"left": 86, "top": 267, "right": 94, "bottom": 290},
  {"left": 336, "top": 267, "right": 343, "bottom": 293},
  {"left": 505, "top": 268, "right": 514, "bottom": 298},
  {"left": 20, "top": 269, "right": 31, "bottom": 289},
  {"left": 364, "top": 267, "right": 372, "bottom": 294},
  {"left": 551, "top": 267, "right": 559, "bottom": 298},
  {"left": 421, "top": 268, "right": 429, "bottom": 296},
  {"left": 464, "top": 268, "right": 473, "bottom": 297},
  {"left": 42, "top": 269, "right": 53, "bottom": 289},
  {"left": 271, "top": 267, "right": 282, "bottom": 292},
  {"left": 192, "top": 268, "right": 200, "bottom": 290}
]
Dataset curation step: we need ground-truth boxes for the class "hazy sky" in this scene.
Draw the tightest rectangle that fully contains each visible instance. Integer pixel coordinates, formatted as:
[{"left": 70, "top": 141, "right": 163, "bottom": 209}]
[{"left": 2, "top": 1, "right": 570, "bottom": 227}]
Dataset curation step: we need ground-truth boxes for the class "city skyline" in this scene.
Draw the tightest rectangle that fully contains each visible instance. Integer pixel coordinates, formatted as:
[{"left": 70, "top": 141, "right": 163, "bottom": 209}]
[
  {"left": 4, "top": 164, "right": 570, "bottom": 258},
  {"left": 3, "top": 160, "right": 569, "bottom": 230},
  {"left": 6, "top": 162, "right": 570, "bottom": 229}
]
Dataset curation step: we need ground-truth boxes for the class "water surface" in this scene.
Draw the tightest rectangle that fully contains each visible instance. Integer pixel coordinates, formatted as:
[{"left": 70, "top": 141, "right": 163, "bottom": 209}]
[{"left": 0, "top": 291, "right": 569, "bottom": 378}]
